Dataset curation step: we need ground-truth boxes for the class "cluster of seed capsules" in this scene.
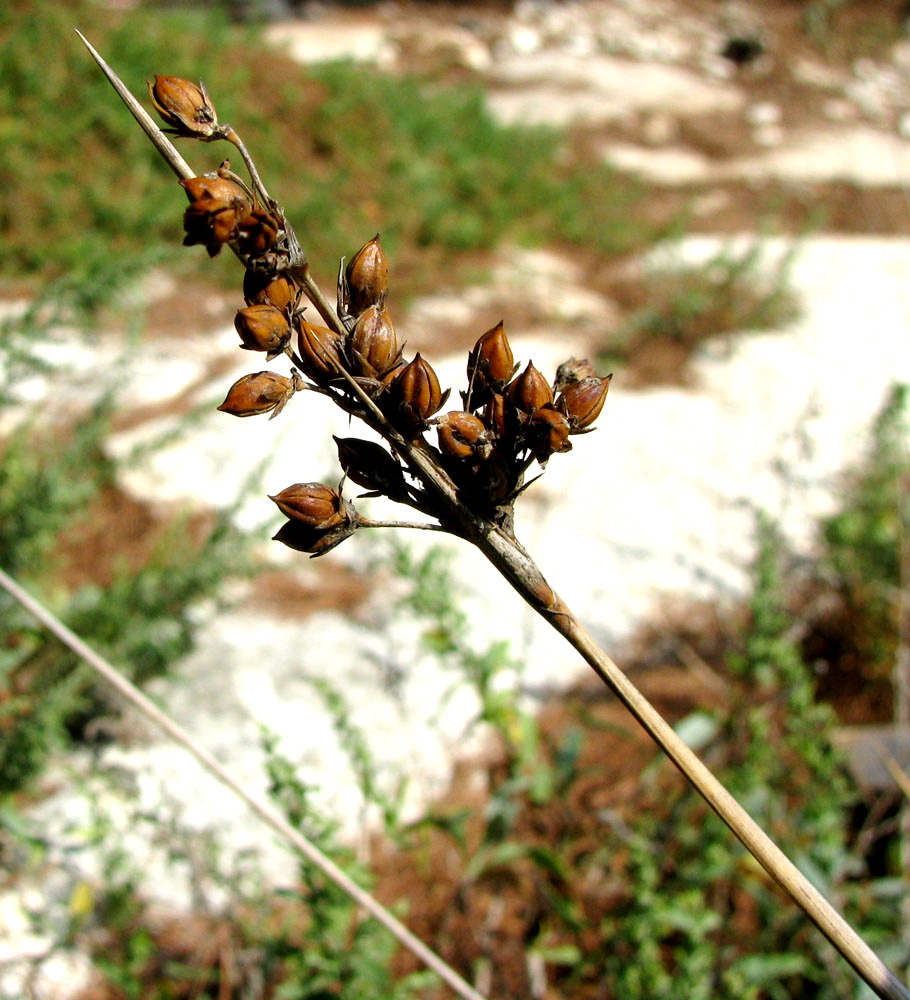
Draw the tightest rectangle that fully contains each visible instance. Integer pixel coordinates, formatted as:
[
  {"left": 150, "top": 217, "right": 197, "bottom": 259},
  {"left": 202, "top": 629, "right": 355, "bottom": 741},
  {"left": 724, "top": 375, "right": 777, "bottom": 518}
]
[{"left": 150, "top": 75, "right": 611, "bottom": 556}]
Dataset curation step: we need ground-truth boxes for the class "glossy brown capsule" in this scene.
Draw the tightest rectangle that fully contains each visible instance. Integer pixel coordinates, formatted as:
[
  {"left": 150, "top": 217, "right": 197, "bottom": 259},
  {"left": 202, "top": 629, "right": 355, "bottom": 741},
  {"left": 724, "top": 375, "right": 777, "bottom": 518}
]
[
  {"left": 334, "top": 436, "right": 410, "bottom": 500},
  {"left": 148, "top": 75, "right": 217, "bottom": 138},
  {"left": 528, "top": 405, "right": 572, "bottom": 463},
  {"left": 483, "top": 393, "right": 510, "bottom": 439},
  {"left": 348, "top": 302, "right": 400, "bottom": 379},
  {"left": 506, "top": 361, "right": 553, "bottom": 414},
  {"left": 181, "top": 175, "right": 247, "bottom": 206},
  {"left": 180, "top": 175, "right": 250, "bottom": 258},
  {"left": 217, "top": 371, "right": 294, "bottom": 418},
  {"left": 272, "top": 517, "right": 358, "bottom": 558},
  {"left": 557, "top": 373, "right": 612, "bottom": 431},
  {"left": 467, "top": 321, "right": 516, "bottom": 393},
  {"left": 345, "top": 234, "right": 389, "bottom": 315},
  {"left": 243, "top": 271, "right": 297, "bottom": 311},
  {"left": 553, "top": 357, "right": 598, "bottom": 394},
  {"left": 437, "top": 411, "right": 488, "bottom": 460},
  {"left": 388, "top": 354, "right": 446, "bottom": 431},
  {"left": 236, "top": 208, "right": 280, "bottom": 258},
  {"left": 234, "top": 304, "right": 291, "bottom": 358},
  {"left": 297, "top": 321, "right": 345, "bottom": 385},
  {"left": 268, "top": 483, "right": 349, "bottom": 530}
]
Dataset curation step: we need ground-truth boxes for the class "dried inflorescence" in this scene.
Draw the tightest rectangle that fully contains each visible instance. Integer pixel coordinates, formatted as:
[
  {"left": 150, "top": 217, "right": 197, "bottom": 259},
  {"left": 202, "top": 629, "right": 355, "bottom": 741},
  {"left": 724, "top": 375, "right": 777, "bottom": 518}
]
[{"left": 148, "top": 76, "right": 611, "bottom": 555}]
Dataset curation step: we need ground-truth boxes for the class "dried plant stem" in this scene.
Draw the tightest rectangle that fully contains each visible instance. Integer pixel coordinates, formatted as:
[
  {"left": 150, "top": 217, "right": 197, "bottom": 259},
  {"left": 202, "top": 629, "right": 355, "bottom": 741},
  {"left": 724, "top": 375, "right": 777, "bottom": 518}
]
[
  {"left": 0, "top": 567, "right": 488, "bottom": 1000},
  {"left": 563, "top": 607, "right": 907, "bottom": 999},
  {"left": 224, "top": 127, "right": 271, "bottom": 206},
  {"left": 358, "top": 518, "right": 450, "bottom": 532},
  {"left": 471, "top": 526, "right": 910, "bottom": 1000}
]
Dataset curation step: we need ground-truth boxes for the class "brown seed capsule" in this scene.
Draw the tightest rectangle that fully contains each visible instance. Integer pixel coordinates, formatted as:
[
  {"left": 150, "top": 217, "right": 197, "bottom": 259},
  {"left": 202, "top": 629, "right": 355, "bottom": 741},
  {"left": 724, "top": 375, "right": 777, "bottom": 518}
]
[
  {"left": 345, "top": 234, "right": 389, "bottom": 315},
  {"left": 236, "top": 208, "right": 280, "bottom": 258},
  {"left": 557, "top": 373, "right": 612, "bottom": 431},
  {"left": 297, "top": 321, "right": 345, "bottom": 385},
  {"left": 334, "top": 436, "right": 409, "bottom": 500},
  {"left": 269, "top": 483, "right": 349, "bottom": 530},
  {"left": 467, "top": 321, "right": 516, "bottom": 397},
  {"left": 483, "top": 392, "right": 510, "bottom": 440},
  {"left": 388, "top": 354, "right": 446, "bottom": 431},
  {"left": 181, "top": 175, "right": 248, "bottom": 206},
  {"left": 527, "top": 404, "right": 572, "bottom": 463},
  {"left": 217, "top": 371, "right": 293, "bottom": 418},
  {"left": 437, "top": 411, "right": 488, "bottom": 460},
  {"left": 234, "top": 304, "right": 291, "bottom": 358},
  {"left": 348, "top": 303, "right": 400, "bottom": 379},
  {"left": 148, "top": 75, "right": 217, "bottom": 138},
  {"left": 272, "top": 517, "right": 358, "bottom": 558},
  {"left": 181, "top": 176, "right": 250, "bottom": 258},
  {"left": 506, "top": 361, "right": 553, "bottom": 414},
  {"left": 243, "top": 271, "right": 297, "bottom": 310},
  {"left": 553, "top": 357, "right": 598, "bottom": 394}
]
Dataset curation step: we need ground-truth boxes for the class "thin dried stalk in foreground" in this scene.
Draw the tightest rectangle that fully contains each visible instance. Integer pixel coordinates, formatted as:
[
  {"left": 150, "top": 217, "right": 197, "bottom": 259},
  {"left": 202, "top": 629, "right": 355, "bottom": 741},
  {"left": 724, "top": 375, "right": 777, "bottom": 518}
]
[
  {"left": 0, "top": 568, "right": 487, "bottom": 1000},
  {"left": 79, "top": 32, "right": 909, "bottom": 1000}
]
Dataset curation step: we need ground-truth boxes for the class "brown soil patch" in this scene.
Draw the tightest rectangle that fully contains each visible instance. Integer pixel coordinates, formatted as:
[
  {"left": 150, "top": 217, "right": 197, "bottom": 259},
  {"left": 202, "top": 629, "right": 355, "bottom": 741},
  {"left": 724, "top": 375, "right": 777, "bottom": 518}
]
[
  {"left": 242, "top": 565, "right": 372, "bottom": 618},
  {"left": 52, "top": 483, "right": 216, "bottom": 592}
]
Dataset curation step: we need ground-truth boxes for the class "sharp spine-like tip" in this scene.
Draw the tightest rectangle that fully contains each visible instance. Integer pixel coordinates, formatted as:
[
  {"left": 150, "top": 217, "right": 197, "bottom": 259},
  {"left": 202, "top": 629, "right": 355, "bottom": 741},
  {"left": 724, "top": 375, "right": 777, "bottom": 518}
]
[{"left": 75, "top": 29, "right": 194, "bottom": 182}]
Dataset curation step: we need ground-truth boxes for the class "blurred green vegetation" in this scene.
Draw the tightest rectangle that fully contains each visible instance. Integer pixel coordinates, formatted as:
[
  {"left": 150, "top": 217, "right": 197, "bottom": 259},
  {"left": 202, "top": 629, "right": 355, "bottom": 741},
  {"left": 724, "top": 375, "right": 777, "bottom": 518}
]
[
  {"left": 603, "top": 241, "right": 801, "bottom": 372},
  {"left": 0, "top": 282, "right": 254, "bottom": 794},
  {"left": 0, "top": 0, "right": 656, "bottom": 302}
]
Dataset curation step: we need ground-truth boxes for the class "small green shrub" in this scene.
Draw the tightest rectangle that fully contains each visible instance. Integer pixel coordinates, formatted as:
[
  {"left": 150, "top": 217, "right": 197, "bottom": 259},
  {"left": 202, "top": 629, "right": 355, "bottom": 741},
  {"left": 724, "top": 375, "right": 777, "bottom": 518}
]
[
  {"left": 820, "top": 384, "right": 909, "bottom": 685},
  {"left": 604, "top": 240, "right": 801, "bottom": 372},
  {"left": 260, "top": 728, "right": 434, "bottom": 1000}
]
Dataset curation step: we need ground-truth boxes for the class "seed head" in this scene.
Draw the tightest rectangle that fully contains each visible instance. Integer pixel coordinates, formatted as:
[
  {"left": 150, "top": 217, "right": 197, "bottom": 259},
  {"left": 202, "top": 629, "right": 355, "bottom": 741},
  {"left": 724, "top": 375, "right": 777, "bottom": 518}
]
[
  {"left": 269, "top": 482, "right": 350, "bottom": 530},
  {"left": 466, "top": 321, "right": 516, "bottom": 402},
  {"left": 553, "top": 357, "right": 598, "bottom": 394},
  {"left": 243, "top": 271, "right": 298, "bottom": 311},
  {"left": 272, "top": 518, "right": 358, "bottom": 557},
  {"left": 527, "top": 405, "right": 572, "bottom": 464},
  {"left": 297, "top": 320, "right": 345, "bottom": 386},
  {"left": 335, "top": 436, "right": 410, "bottom": 501},
  {"left": 437, "top": 411, "right": 488, "bottom": 460},
  {"left": 181, "top": 175, "right": 250, "bottom": 257},
  {"left": 236, "top": 208, "right": 281, "bottom": 258},
  {"left": 388, "top": 354, "right": 447, "bottom": 433},
  {"left": 270, "top": 483, "right": 360, "bottom": 557},
  {"left": 483, "top": 392, "right": 511, "bottom": 440}
]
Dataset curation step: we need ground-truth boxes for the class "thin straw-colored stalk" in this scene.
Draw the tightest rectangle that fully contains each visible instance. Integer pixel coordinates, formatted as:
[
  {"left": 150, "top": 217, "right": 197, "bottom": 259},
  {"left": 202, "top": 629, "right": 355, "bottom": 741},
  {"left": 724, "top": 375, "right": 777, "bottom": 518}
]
[
  {"left": 471, "top": 524, "right": 910, "bottom": 1000},
  {"left": 78, "top": 33, "right": 910, "bottom": 1000},
  {"left": 0, "top": 567, "right": 487, "bottom": 1000}
]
